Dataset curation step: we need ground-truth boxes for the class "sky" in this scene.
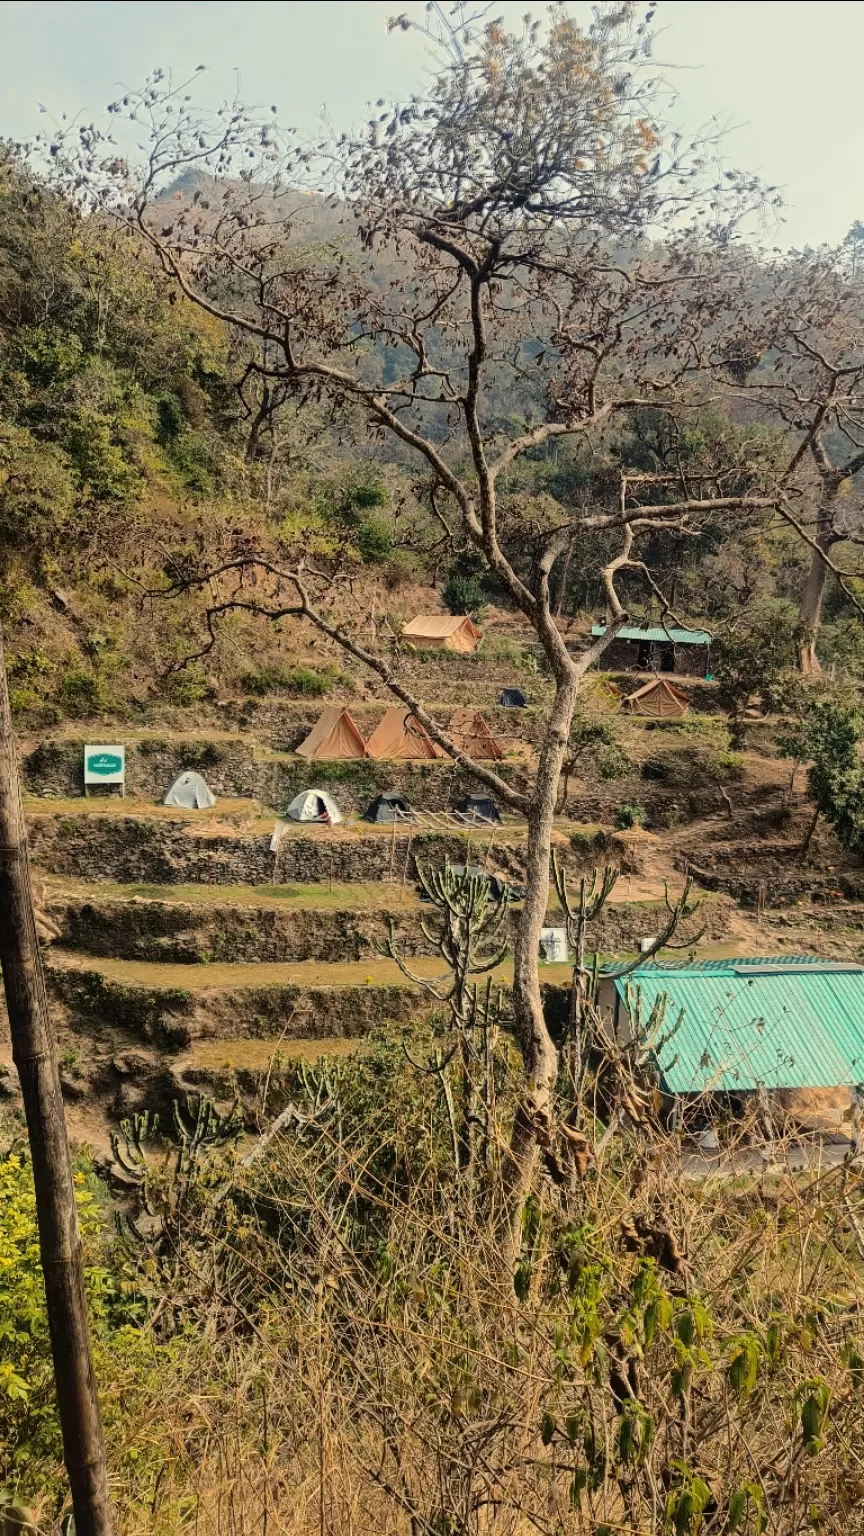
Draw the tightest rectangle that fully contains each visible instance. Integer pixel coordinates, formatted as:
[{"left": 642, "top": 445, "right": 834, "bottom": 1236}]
[{"left": 0, "top": 0, "right": 860, "bottom": 249}]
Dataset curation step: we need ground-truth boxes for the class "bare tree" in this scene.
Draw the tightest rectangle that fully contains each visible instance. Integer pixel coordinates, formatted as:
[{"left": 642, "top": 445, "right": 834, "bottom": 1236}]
[
  {"left": 0, "top": 624, "right": 113, "bottom": 1536},
  {"left": 720, "top": 249, "right": 864, "bottom": 670},
  {"left": 46, "top": 4, "right": 785, "bottom": 1210}
]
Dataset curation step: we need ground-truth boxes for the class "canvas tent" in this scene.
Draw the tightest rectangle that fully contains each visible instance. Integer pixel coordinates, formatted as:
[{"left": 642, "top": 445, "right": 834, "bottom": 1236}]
[
  {"left": 449, "top": 709, "right": 504, "bottom": 761},
  {"left": 625, "top": 678, "right": 690, "bottom": 720},
  {"left": 500, "top": 687, "right": 526, "bottom": 708},
  {"left": 164, "top": 771, "right": 216, "bottom": 809},
  {"left": 456, "top": 794, "right": 501, "bottom": 823},
  {"left": 366, "top": 708, "right": 448, "bottom": 760},
  {"left": 285, "top": 789, "right": 344, "bottom": 824},
  {"left": 363, "top": 792, "right": 415, "bottom": 824},
  {"left": 296, "top": 706, "right": 368, "bottom": 760},
  {"left": 402, "top": 615, "right": 482, "bottom": 653}
]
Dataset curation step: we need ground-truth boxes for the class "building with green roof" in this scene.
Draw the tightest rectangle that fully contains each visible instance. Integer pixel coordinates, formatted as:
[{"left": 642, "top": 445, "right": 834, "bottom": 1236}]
[
  {"left": 597, "top": 956, "right": 864, "bottom": 1096},
  {"left": 590, "top": 623, "right": 712, "bottom": 678}
]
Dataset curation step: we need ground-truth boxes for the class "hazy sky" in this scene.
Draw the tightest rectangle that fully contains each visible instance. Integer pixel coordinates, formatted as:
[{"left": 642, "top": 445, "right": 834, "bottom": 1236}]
[{"left": 0, "top": 0, "right": 860, "bottom": 249}]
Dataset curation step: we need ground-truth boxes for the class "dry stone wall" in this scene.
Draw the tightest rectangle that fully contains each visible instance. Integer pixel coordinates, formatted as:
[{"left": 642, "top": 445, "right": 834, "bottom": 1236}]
[{"left": 46, "top": 891, "right": 728, "bottom": 965}]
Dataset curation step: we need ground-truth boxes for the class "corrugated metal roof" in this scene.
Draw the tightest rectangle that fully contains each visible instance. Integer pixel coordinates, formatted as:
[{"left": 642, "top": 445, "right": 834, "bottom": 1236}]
[
  {"left": 611, "top": 956, "right": 864, "bottom": 1093},
  {"left": 592, "top": 624, "right": 712, "bottom": 646}
]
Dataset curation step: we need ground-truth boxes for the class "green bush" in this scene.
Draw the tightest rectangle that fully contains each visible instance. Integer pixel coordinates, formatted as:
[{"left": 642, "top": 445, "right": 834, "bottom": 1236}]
[
  {"left": 612, "top": 801, "right": 647, "bottom": 830},
  {"left": 241, "top": 662, "right": 344, "bottom": 698},
  {"left": 166, "top": 663, "right": 215, "bottom": 708},
  {"left": 55, "top": 666, "right": 104, "bottom": 718},
  {"left": 356, "top": 518, "right": 393, "bottom": 565},
  {"left": 442, "top": 570, "right": 486, "bottom": 619}
]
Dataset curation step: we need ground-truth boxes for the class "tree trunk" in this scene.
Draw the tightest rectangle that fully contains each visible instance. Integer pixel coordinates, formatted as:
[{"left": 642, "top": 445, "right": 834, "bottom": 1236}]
[
  {"left": 797, "top": 516, "right": 837, "bottom": 674},
  {"left": 0, "top": 625, "right": 113, "bottom": 1536},
  {"left": 505, "top": 674, "right": 578, "bottom": 1212}
]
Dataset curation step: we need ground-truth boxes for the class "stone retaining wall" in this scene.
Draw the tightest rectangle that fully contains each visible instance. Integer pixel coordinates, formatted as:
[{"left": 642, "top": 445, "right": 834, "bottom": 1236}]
[
  {"left": 47, "top": 961, "right": 572, "bottom": 1048},
  {"left": 46, "top": 889, "right": 725, "bottom": 965},
  {"left": 28, "top": 810, "right": 645, "bottom": 887}
]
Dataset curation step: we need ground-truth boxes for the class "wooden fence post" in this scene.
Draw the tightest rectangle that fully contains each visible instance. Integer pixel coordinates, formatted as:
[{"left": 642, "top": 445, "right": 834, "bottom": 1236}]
[{"left": 0, "top": 623, "right": 113, "bottom": 1535}]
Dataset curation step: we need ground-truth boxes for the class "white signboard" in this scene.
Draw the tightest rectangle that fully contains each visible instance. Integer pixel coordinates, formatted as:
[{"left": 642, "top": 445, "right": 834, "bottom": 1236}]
[
  {"left": 84, "top": 745, "right": 126, "bottom": 786},
  {"left": 539, "top": 927, "right": 568, "bottom": 963}
]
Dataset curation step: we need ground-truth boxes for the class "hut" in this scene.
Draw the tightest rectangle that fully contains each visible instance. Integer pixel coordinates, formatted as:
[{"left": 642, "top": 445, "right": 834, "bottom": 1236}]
[
  {"left": 296, "top": 706, "right": 368, "bottom": 760},
  {"left": 449, "top": 709, "right": 504, "bottom": 760},
  {"left": 366, "top": 708, "right": 447, "bottom": 760},
  {"left": 164, "top": 771, "right": 216, "bottom": 809},
  {"left": 402, "top": 615, "right": 482, "bottom": 653},
  {"left": 591, "top": 623, "right": 711, "bottom": 678},
  {"left": 625, "top": 678, "right": 690, "bottom": 720},
  {"left": 596, "top": 957, "right": 864, "bottom": 1126}
]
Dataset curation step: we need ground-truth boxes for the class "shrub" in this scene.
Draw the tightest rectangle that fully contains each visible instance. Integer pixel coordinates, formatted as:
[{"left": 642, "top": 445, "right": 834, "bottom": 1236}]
[
  {"left": 612, "top": 801, "right": 647, "bottom": 829},
  {"left": 442, "top": 570, "right": 486, "bottom": 619},
  {"left": 241, "top": 662, "right": 344, "bottom": 698},
  {"left": 166, "top": 662, "right": 215, "bottom": 708},
  {"left": 379, "top": 549, "right": 420, "bottom": 589},
  {"left": 55, "top": 666, "right": 104, "bottom": 718},
  {"left": 356, "top": 518, "right": 393, "bottom": 565}
]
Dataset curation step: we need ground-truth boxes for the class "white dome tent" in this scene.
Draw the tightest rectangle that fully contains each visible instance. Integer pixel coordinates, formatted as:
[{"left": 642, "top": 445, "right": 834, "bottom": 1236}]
[
  {"left": 285, "top": 789, "right": 344, "bottom": 824},
  {"left": 164, "top": 771, "right": 216, "bottom": 809}
]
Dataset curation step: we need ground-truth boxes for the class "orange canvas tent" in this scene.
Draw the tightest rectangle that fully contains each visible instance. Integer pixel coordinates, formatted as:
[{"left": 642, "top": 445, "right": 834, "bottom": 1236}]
[
  {"left": 402, "top": 615, "right": 482, "bottom": 653},
  {"left": 449, "top": 709, "right": 504, "bottom": 761},
  {"left": 625, "top": 678, "right": 690, "bottom": 720},
  {"left": 296, "top": 706, "right": 368, "bottom": 760},
  {"left": 366, "top": 708, "right": 448, "bottom": 760}
]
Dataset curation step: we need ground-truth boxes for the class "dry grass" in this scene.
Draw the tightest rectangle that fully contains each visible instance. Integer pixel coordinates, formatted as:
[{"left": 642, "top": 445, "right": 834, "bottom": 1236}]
[
  {"left": 45, "top": 878, "right": 422, "bottom": 911},
  {"left": 46, "top": 948, "right": 574, "bottom": 990}
]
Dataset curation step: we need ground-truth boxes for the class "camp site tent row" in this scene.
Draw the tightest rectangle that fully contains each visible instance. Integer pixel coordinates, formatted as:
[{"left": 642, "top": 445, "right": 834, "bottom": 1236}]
[
  {"left": 273, "top": 787, "right": 504, "bottom": 831},
  {"left": 295, "top": 706, "right": 505, "bottom": 762}
]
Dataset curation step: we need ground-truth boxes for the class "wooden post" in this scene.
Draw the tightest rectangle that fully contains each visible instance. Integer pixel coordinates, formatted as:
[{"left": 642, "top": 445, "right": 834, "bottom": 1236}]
[{"left": 0, "top": 624, "right": 113, "bottom": 1536}]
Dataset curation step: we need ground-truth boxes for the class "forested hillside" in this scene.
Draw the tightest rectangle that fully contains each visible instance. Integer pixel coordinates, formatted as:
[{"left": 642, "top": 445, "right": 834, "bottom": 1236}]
[{"left": 2, "top": 140, "right": 863, "bottom": 729}]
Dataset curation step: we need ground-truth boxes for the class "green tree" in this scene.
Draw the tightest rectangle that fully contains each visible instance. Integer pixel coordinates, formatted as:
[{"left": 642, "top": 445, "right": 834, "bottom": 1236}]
[
  {"left": 713, "top": 601, "right": 800, "bottom": 734},
  {"left": 778, "top": 698, "right": 864, "bottom": 854}
]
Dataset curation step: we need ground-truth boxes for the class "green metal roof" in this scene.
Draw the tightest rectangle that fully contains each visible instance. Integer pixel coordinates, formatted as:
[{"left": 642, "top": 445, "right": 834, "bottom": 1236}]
[
  {"left": 592, "top": 624, "right": 712, "bottom": 646},
  {"left": 611, "top": 956, "right": 864, "bottom": 1094}
]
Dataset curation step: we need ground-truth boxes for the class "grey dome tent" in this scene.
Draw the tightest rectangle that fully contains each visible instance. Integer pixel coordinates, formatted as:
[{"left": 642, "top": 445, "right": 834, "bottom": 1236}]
[
  {"left": 363, "top": 791, "right": 414, "bottom": 824},
  {"left": 500, "top": 687, "right": 526, "bottom": 707},
  {"left": 286, "top": 789, "right": 344, "bottom": 824},
  {"left": 456, "top": 794, "right": 501, "bottom": 823},
  {"left": 164, "top": 771, "right": 216, "bottom": 809}
]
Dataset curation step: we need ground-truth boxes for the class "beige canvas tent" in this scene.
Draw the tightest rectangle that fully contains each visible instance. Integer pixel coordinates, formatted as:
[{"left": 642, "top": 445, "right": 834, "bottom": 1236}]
[
  {"left": 296, "top": 706, "right": 368, "bottom": 760},
  {"left": 449, "top": 709, "right": 504, "bottom": 761},
  {"left": 402, "top": 615, "right": 482, "bottom": 653},
  {"left": 625, "top": 678, "right": 690, "bottom": 720},
  {"left": 366, "top": 708, "right": 448, "bottom": 760}
]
